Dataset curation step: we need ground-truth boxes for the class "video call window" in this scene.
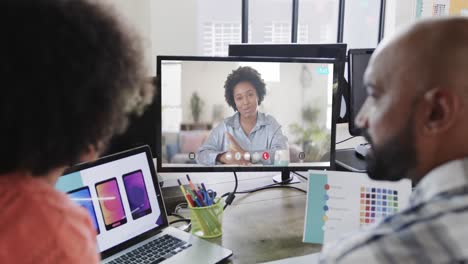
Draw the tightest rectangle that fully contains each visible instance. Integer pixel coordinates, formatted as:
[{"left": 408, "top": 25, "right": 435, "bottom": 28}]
[{"left": 159, "top": 57, "right": 335, "bottom": 169}]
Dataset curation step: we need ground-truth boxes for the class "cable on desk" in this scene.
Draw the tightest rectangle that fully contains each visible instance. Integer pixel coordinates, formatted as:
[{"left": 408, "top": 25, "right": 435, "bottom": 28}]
[
  {"left": 336, "top": 136, "right": 356, "bottom": 145},
  {"left": 220, "top": 177, "right": 286, "bottom": 199},
  {"left": 168, "top": 218, "right": 191, "bottom": 225},
  {"left": 231, "top": 182, "right": 280, "bottom": 194},
  {"left": 169, "top": 202, "right": 191, "bottom": 231},
  {"left": 235, "top": 185, "right": 306, "bottom": 194},
  {"left": 173, "top": 202, "right": 188, "bottom": 213},
  {"left": 220, "top": 172, "right": 306, "bottom": 207},
  {"left": 292, "top": 171, "right": 308, "bottom": 181},
  {"left": 223, "top": 171, "right": 238, "bottom": 210},
  {"left": 168, "top": 212, "right": 186, "bottom": 219},
  {"left": 225, "top": 177, "right": 305, "bottom": 195}
]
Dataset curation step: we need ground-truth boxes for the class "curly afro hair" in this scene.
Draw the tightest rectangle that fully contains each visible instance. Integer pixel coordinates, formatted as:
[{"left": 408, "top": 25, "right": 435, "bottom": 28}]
[
  {"left": 224, "top": 66, "right": 266, "bottom": 111},
  {"left": 0, "top": 0, "right": 152, "bottom": 176}
]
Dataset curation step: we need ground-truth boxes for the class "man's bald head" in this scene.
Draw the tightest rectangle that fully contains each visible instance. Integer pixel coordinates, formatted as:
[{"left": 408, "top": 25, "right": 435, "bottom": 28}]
[
  {"left": 369, "top": 17, "right": 468, "bottom": 99},
  {"left": 357, "top": 17, "right": 468, "bottom": 184}
]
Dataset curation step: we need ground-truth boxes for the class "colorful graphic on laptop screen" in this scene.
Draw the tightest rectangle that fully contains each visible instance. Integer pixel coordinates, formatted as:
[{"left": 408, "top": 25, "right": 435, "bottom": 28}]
[
  {"left": 123, "top": 170, "right": 152, "bottom": 220},
  {"left": 67, "top": 186, "right": 100, "bottom": 234},
  {"left": 55, "top": 152, "right": 163, "bottom": 253},
  {"left": 95, "top": 178, "right": 128, "bottom": 230}
]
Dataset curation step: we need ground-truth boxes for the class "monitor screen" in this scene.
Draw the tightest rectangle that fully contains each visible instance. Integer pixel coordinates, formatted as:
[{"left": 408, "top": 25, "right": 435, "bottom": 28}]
[
  {"left": 348, "top": 49, "right": 374, "bottom": 136},
  {"left": 156, "top": 56, "right": 338, "bottom": 173},
  {"left": 228, "top": 43, "right": 348, "bottom": 123}
]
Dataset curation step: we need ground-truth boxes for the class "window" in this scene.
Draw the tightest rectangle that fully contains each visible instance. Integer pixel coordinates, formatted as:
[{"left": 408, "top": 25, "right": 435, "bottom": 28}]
[
  {"left": 198, "top": 0, "right": 242, "bottom": 56},
  {"left": 151, "top": 0, "right": 241, "bottom": 61},
  {"left": 298, "top": 0, "right": 339, "bottom": 43},
  {"left": 249, "top": 0, "right": 293, "bottom": 43},
  {"left": 343, "top": 0, "right": 381, "bottom": 49},
  {"left": 203, "top": 22, "right": 241, "bottom": 56},
  {"left": 265, "top": 22, "right": 292, "bottom": 43}
]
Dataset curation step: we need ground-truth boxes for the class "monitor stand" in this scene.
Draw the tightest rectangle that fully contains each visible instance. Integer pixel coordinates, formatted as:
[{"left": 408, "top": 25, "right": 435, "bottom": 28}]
[
  {"left": 335, "top": 148, "right": 367, "bottom": 172},
  {"left": 272, "top": 170, "right": 301, "bottom": 184}
]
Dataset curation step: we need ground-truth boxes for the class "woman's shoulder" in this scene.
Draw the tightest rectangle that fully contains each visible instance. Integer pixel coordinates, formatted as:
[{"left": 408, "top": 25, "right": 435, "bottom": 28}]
[{"left": 258, "top": 112, "right": 280, "bottom": 127}]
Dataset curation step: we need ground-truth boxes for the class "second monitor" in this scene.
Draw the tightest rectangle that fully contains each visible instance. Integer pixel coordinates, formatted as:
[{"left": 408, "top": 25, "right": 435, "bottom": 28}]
[{"left": 348, "top": 48, "right": 374, "bottom": 136}]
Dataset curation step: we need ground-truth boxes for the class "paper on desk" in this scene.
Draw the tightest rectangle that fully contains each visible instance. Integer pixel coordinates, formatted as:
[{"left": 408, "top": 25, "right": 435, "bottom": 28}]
[
  {"left": 303, "top": 170, "right": 411, "bottom": 245},
  {"left": 259, "top": 253, "right": 320, "bottom": 264}
]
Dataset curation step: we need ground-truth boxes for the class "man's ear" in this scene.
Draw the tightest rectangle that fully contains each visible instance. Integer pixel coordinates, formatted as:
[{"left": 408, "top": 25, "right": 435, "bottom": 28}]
[
  {"left": 421, "top": 88, "right": 460, "bottom": 135},
  {"left": 79, "top": 144, "right": 99, "bottom": 163}
]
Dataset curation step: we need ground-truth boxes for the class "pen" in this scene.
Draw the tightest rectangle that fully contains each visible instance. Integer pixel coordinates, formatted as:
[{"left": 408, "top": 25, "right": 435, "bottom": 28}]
[
  {"left": 185, "top": 193, "right": 195, "bottom": 207},
  {"left": 177, "top": 179, "right": 187, "bottom": 196},
  {"left": 198, "top": 185, "right": 209, "bottom": 205},
  {"left": 193, "top": 195, "right": 202, "bottom": 207},
  {"left": 206, "top": 191, "right": 212, "bottom": 206},
  {"left": 195, "top": 184, "right": 207, "bottom": 206},
  {"left": 195, "top": 189, "right": 206, "bottom": 206},
  {"left": 200, "top": 188, "right": 211, "bottom": 206},
  {"left": 200, "top": 183, "right": 212, "bottom": 205},
  {"left": 187, "top": 189, "right": 202, "bottom": 207},
  {"left": 186, "top": 174, "right": 197, "bottom": 193},
  {"left": 201, "top": 183, "right": 208, "bottom": 193}
]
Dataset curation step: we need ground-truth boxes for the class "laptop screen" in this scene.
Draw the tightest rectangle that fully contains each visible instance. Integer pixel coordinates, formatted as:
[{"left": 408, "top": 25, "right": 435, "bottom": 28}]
[{"left": 56, "top": 149, "right": 164, "bottom": 253}]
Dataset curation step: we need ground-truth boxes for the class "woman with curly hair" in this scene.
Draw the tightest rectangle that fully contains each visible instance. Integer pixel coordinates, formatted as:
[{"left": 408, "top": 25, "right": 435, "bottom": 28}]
[
  {"left": 197, "top": 66, "right": 288, "bottom": 165},
  {"left": 0, "top": 0, "right": 151, "bottom": 262}
]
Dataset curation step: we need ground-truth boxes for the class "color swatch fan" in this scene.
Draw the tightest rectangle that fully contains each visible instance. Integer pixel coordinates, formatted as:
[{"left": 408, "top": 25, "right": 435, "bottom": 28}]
[{"left": 303, "top": 170, "right": 412, "bottom": 245}]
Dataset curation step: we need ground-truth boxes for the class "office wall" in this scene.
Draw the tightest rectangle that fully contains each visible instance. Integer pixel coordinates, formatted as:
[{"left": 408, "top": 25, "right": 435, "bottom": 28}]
[
  {"left": 384, "top": 0, "right": 417, "bottom": 40},
  {"left": 100, "top": 0, "right": 153, "bottom": 75},
  {"left": 180, "top": 61, "right": 234, "bottom": 125},
  {"left": 151, "top": 0, "right": 198, "bottom": 73}
]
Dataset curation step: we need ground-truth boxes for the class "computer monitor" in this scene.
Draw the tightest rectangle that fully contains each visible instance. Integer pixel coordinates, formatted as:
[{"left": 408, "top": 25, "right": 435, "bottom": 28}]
[
  {"left": 156, "top": 56, "right": 339, "bottom": 181},
  {"left": 348, "top": 49, "right": 374, "bottom": 136},
  {"left": 228, "top": 43, "right": 348, "bottom": 123},
  {"left": 228, "top": 43, "right": 347, "bottom": 61}
]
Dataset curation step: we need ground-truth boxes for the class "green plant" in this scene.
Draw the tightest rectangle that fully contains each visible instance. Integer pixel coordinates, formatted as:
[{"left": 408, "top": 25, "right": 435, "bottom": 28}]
[
  {"left": 289, "top": 106, "right": 331, "bottom": 161},
  {"left": 190, "top": 92, "right": 204, "bottom": 123}
]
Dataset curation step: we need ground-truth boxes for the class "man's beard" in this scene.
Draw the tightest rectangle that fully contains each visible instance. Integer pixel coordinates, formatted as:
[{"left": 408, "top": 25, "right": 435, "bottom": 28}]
[{"left": 362, "top": 117, "right": 417, "bottom": 182}]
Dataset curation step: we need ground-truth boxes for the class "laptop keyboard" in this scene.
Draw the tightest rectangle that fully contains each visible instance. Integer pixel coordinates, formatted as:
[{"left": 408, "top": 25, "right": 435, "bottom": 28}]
[{"left": 107, "top": 234, "right": 192, "bottom": 264}]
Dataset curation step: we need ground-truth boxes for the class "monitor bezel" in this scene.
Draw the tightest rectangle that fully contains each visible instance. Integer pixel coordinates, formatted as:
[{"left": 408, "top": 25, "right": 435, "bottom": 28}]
[
  {"left": 228, "top": 43, "right": 347, "bottom": 61},
  {"left": 156, "top": 55, "right": 339, "bottom": 173},
  {"left": 347, "top": 48, "right": 374, "bottom": 136}
]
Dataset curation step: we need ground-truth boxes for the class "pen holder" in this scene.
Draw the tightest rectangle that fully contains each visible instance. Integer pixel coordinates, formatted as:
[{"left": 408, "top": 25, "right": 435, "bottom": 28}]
[{"left": 190, "top": 198, "right": 224, "bottom": 238}]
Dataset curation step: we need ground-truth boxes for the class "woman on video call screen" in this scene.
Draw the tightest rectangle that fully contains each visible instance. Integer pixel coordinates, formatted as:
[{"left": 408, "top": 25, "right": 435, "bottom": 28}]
[
  {"left": 160, "top": 59, "right": 334, "bottom": 168},
  {"left": 196, "top": 66, "right": 288, "bottom": 166}
]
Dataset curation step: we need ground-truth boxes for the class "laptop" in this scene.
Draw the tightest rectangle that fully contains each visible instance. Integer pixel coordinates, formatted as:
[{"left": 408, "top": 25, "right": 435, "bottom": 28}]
[{"left": 56, "top": 145, "right": 232, "bottom": 263}]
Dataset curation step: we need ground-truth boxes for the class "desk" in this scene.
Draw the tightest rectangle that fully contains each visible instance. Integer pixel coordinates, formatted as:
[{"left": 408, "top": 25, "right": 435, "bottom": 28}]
[
  {"left": 168, "top": 173, "right": 322, "bottom": 264},
  {"left": 162, "top": 123, "right": 365, "bottom": 263}
]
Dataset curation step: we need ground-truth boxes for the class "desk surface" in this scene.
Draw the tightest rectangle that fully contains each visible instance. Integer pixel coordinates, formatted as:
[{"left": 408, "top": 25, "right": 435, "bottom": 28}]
[{"left": 169, "top": 173, "right": 322, "bottom": 264}]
